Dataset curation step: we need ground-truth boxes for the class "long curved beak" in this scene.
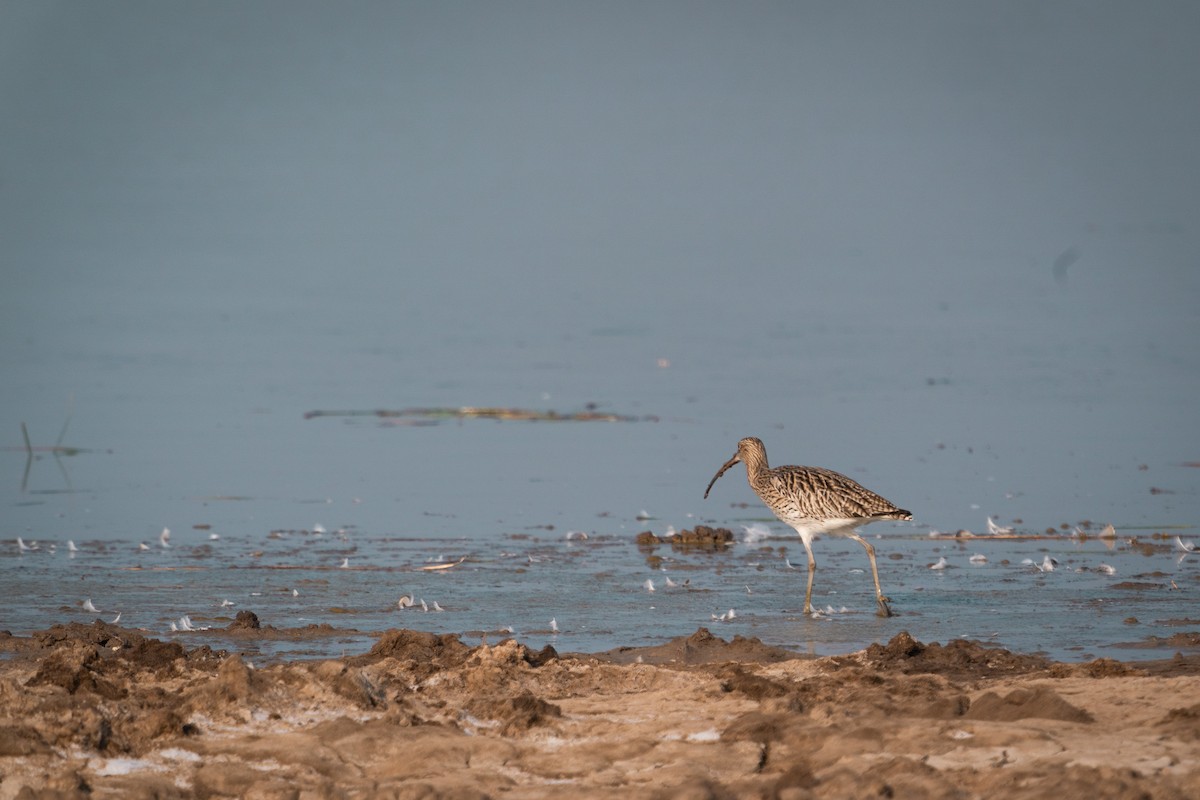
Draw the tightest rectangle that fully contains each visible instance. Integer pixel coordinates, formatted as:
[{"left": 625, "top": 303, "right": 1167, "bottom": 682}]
[{"left": 703, "top": 455, "right": 740, "bottom": 499}]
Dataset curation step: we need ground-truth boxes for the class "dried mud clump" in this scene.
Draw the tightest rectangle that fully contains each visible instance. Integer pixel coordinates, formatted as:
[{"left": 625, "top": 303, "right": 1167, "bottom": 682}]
[
  {"left": 0, "top": 724, "right": 54, "bottom": 758},
  {"left": 675, "top": 525, "right": 735, "bottom": 546},
  {"left": 478, "top": 690, "right": 562, "bottom": 734},
  {"left": 636, "top": 530, "right": 661, "bottom": 545},
  {"left": 1124, "top": 631, "right": 1200, "bottom": 649},
  {"left": 27, "top": 642, "right": 126, "bottom": 700},
  {"left": 227, "top": 609, "right": 261, "bottom": 630},
  {"left": 717, "top": 664, "right": 796, "bottom": 703},
  {"left": 855, "top": 631, "right": 1050, "bottom": 678},
  {"left": 26, "top": 621, "right": 187, "bottom": 692},
  {"left": 1048, "top": 657, "right": 1146, "bottom": 678},
  {"left": 357, "top": 628, "right": 472, "bottom": 676},
  {"left": 596, "top": 627, "right": 800, "bottom": 666},
  {"left": 1158, "top": 703, "right": 1200, "bottom": 741},
  {"left": 209, "top": 654, "right": 258, "bottom": 702},
  {"left": 636, "top": 526, "right": 735, "bottom": 550},
  {"left": 524, "top": 643, "right": 560, "bottom": 667},
  {"left": 965, "top": 686, "right": 1095, "bottom": 723},
  {"left": 217, "top": 610, "right": 343, "bottom": 642},
  {"left": 308, "top": 660, "right": 388, "bottom": 710},
  {"left": 10, "top": 629, "right": 202, "bottom": 757},
  {"left": 31, "top": 620, "right": 192, "bottom": 668},
  {"left": 437, "top": 640, "right": 569, "bottom": 734}
]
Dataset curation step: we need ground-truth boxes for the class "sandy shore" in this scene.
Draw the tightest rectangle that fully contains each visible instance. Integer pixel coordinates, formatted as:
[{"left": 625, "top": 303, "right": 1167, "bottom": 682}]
[{"left": 1, "top": 617, "right": 1198, "bottom": 799}]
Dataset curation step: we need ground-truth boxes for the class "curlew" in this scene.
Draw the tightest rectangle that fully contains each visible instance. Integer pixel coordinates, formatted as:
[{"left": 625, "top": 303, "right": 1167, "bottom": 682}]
[{"left": 704, "top": 437, "right": 911, "bottom": 617}]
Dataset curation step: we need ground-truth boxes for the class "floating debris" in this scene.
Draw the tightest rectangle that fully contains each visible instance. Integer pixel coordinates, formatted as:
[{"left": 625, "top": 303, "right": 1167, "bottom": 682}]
[
  {"left": 986, "top": 517, "right": 1015, "bottom": 535},
  {"left": 422, "top": 556, "right": 467, "bottom": 571},
  {"left": 303, "top": 406, "right": 656, "bottom": 424},
  {"left": 1077, "top": 564, "right": 1117, "bottom": 575}
]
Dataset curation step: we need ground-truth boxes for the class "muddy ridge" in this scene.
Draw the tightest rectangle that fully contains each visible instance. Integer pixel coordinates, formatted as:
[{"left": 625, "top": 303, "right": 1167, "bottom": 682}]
[{"left": 1, "top": 620, "right": 1198, "bottom": 799}]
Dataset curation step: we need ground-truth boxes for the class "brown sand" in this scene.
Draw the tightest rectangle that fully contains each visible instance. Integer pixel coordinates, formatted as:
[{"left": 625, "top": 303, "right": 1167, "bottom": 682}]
[{"left": 1, "top": 620, "right": 1198, "bottom": 799}]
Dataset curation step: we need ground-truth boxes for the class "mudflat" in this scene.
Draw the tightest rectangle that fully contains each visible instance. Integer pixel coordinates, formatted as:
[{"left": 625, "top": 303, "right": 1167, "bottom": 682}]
[{"left": 1, "top": 619, "right": 1198, "bottom": 799}]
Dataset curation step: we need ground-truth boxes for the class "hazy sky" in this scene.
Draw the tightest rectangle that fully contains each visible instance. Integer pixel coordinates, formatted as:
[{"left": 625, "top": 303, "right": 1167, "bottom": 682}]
[{"left": 4, "top": 1, "right": 1197, "bottom": 298}]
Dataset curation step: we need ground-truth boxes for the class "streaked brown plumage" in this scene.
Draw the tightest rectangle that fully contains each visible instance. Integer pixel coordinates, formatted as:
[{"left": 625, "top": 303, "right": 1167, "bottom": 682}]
[{"left": 704, "top": 437, "right": 911, "bottom": 617}]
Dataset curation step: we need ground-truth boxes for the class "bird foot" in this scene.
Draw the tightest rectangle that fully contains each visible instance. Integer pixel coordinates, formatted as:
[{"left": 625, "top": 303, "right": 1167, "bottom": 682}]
[{"left": 876, "top": 597, "right": 894, "bottom": 618}]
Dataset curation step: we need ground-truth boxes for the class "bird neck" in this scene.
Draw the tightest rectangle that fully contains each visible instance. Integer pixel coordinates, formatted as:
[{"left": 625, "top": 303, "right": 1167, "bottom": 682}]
[{"left": 742, "top": 451, "right": 770, "bottom": 486}]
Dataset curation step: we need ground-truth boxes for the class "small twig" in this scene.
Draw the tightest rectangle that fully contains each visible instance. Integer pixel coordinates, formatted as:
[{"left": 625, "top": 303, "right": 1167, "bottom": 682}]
[
  {"left": 13, "top": 411, "right": 107, "bottom": 493},
  {"left": 20, "top": 424, "right": 33, "bottom": 493},
  {"left": 56, "top": 396, "right": 74, "bottom": 447}
]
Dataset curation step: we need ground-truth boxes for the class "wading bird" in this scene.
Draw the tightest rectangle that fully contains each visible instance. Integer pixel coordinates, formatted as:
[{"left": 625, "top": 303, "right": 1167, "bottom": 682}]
[{"left": 704, "top": 437, "right": 911, "bottom": 617}]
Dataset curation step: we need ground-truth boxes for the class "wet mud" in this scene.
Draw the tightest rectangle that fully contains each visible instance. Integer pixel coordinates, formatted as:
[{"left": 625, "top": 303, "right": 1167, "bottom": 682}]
[
  {"left": 1, "top": 622, "right": 1198, "bottom": 799},
  {"left": 636, "top": 525, "right": 736, "bottom": 550}
]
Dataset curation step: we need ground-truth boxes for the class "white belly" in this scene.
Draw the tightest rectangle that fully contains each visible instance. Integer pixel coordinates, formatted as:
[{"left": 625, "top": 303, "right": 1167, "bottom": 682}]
[{"left": 786, "top": 518, "right": 867, "bottom": 542}]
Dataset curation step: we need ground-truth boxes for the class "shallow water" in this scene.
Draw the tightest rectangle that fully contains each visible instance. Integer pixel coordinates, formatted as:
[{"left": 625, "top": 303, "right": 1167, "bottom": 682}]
[
  {"left": 4, "top": 521, "right": 1197, "bottom": 663},
  {"left": 2, "top": 4, "right": 1198, "bottom": 662}
]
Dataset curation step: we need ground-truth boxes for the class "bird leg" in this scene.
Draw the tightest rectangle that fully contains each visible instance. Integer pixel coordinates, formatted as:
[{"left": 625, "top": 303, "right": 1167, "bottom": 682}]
[
  {"left": 847, "top": 532, "right": 893, "bottom": 617},
  {"left": 798, "top": 534, "right": 816, "bottom": 616}
]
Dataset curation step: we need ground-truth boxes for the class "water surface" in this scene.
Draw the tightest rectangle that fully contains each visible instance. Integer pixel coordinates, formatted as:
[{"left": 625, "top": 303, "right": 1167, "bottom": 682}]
[{"left": 2, "top": 3, "right": 1197, "bottom": 661}]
